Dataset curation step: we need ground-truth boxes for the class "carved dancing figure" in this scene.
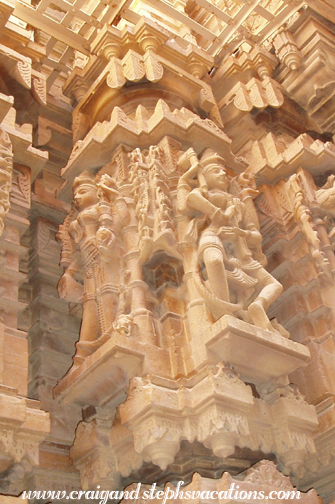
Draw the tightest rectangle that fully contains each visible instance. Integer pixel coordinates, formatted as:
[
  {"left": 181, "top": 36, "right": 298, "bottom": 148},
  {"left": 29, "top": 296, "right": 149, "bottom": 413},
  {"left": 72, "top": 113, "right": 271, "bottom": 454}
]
[
  {"left": 178, "top": 149, "right": 283, "bottom": 330},
  {"left": 57, "top": 171, "right": 129, "bottom": 366}
]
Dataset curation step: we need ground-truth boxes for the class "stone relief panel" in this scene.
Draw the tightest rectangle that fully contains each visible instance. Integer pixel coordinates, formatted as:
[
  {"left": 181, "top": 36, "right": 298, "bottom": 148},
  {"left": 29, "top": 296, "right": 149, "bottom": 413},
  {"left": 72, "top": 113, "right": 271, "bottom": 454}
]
[
  {"left": 57, "top": 140, "right": 289, "bottom": 371},
  {"left": 315, "top": 174, "right": 335, "bottom": 254},
  {"left": 255, "top": 167, "right": 335, "bottom": 408},
  {"left": 56, "top": 140, "right": 319, "bottom": 486},
  {"left": 0, "top": 126, "right": 12, "bottom": 236},
  {"left": 258, "top": 168, "right": 335, "bottom": 283}
]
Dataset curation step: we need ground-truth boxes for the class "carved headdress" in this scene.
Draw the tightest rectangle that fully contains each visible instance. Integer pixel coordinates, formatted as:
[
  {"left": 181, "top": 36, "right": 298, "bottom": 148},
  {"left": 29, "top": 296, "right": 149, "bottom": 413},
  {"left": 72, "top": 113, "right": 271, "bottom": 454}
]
[
  {"left": 200, "top": 148, "right": 226, "bottom": 170},
  {"left": 72, "top": 171, "right": 96, "bottom": 192}
]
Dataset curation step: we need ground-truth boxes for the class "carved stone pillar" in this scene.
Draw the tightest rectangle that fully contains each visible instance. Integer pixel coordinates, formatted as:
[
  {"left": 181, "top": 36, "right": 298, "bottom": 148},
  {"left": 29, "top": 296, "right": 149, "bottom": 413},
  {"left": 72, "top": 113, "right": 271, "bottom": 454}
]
[
  {"left": 0, "top": 128, "right": 50, "bottom": 497},
  {"left": 54, "top": 138, "right": 318, "bottom": 491},
  {"left": 254, "top": 168, "right": 335, "bottom": 494}
]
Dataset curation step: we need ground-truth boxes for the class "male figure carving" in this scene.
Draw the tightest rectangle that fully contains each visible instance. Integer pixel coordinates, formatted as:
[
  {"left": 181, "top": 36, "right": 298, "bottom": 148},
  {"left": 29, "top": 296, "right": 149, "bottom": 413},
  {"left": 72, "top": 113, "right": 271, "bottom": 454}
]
[{"left": 178, "top": 149, "right": 283, "bottom": 330}]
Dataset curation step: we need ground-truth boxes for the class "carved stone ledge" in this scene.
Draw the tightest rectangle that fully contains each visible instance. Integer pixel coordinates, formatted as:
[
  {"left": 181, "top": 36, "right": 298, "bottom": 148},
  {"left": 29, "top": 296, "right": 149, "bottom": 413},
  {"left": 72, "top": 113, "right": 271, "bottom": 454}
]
[
  {"left": 275, "top": 8, "right": 335, "bottom": 134},
  {"left": 218, "top": 77, "right": 284, "bottom": 132},
  {"left": 116, "top": 363, "right": 317, "bottom": 477},
  {"left": 59, "top": 101, "right": 245, "bottom": 201},
  {"left": 120, "top": 365, "right": 254, "bottom": 469},
  {"left": 33, "top": 116, "right": 72, "bottom": 160},
  {"left": 199, "top": 315, "right": 311, "bottom": 385},
  {"left": 53, "top": 332, "right": 170, "bottom": 409},
  {"left": 0, "top": 93, "right": 14, "bottom": 123},
  {"left": 212, "top": 44, "right": 279, "bottom": 99},
  {"left": 119, "top": 463, "right": 319, "bottom": 503},
  {"left": 1, "top": 108, "right": 48, "bottom": 181},
  {"left": 245, "top": 132, "right": 335, "bottom": 185},
  {"left": 31, "top": 72, "right": 46, "bottom": 106},
  {"left": 0, "top": 44, "right": 47, "bottom": 112},
  {"left": 0, "top": 44, "right": 31, "bottom": 89},
  {"left": 0, "top": 385, "right": 50, "bottom": 474},
  {"left": 65, "top": 17, "right": 213, "bottom": 103}
]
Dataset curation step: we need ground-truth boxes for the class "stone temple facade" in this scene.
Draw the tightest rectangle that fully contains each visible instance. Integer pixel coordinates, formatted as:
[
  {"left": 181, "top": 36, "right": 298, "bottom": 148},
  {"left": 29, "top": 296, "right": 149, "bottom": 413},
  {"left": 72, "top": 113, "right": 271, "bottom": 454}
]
[{"left": 0, "top": 0, "right": 335, "bottom": 503}]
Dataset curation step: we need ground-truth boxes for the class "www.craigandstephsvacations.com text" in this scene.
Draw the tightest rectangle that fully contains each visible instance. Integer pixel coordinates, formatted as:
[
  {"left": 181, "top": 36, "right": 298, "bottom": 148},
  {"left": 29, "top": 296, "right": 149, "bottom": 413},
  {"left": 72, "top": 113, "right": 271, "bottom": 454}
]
[{"left": 21, "top": 481, "right": 302, "bottom": 503}]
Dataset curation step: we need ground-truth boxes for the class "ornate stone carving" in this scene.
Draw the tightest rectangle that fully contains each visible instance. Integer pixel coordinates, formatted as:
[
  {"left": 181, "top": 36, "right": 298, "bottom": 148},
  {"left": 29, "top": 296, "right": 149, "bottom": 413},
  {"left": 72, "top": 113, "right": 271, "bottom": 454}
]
[
  {"left": 258, "top": 168, "right": 335, "bottom": 281},
  {"left": 143, "top": 50, "right": 164, "bottom": 83},
  {"left": 57, "top": 171, "right": 130, "bottom": 368},
  {"left": 177, "top": 148, "right": 282, "bottom": 331},
  {"left": 106, "top": 57, "right": 126, "bottom": 89},
  {"left": 61, "top": 101, "right": 235, "bottom": 196},
  {"left": 228, "top": 77, "right": 284, "bottom": 112},
  {"left": 129, "top": 145, "right": 180, "bottom": 263},
  {"left": 31, "top": 76, "right": 47, "bottom": 105},
  {"left": 273, "top": 30, "right": 301, "bottom": 71},
  {"left": 0, "top": 126, "right": 13, "bottom": 235},
  {"left": 315, "top": 174, "right": 335, "bottom": 251},
  {"left": 71, "top": 414, "right": 143, "bottom": 490},
  {"left": 275, "top": 8, "right": 335, "bottom": 134},
  {"left": 2, "top": 0, "right": 335, "bottom": 499},
  {"left": 55, "top": 136, "right": 319, "bottom": 485},
  {"left": 290, "top": 174, "right": 332, "bottom": 281},
  {"left": 243, "top": 460, "right": 294, "bottom": 487},
  {"left": 9, "top": 60, "right": 31, "bottom": 89}
]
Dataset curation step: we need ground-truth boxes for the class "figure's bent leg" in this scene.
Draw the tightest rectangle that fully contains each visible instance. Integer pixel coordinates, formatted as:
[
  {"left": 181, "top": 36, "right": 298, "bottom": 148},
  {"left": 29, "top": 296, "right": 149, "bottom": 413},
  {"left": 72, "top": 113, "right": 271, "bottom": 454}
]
[
  {"left": 203, "top": 247, "right": 230, "bottom": 302},
  {"left": 248, "top": 299, "right": 272, "bottom": 330},
  {"left": 256, "top": 268, "right": 283, "bottom": 308},
  {"left": 248, "top": 267, "right": 283, "bottom": 330}
]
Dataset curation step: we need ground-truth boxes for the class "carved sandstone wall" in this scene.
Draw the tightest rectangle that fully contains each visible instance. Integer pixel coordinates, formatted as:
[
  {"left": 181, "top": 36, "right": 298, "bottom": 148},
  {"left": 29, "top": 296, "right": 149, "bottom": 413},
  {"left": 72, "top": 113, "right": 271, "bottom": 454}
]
[{"left": 0, "top": 0, "right": 334, "bottom": 503}]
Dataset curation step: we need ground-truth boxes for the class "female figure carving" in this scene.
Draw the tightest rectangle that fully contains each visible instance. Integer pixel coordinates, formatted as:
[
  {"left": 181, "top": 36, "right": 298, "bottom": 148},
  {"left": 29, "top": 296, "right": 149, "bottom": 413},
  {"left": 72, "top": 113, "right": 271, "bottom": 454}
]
[{"left": 58, "top": 171, "right": 129, "bottom": 365}]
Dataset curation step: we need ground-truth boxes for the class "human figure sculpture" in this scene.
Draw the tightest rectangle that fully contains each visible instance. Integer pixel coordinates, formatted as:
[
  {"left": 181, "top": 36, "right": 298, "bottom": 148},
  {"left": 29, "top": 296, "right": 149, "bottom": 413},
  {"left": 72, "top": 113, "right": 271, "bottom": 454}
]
[
  {"left": 315, "top": 174, "right": 335, "bottom": 215},
  {"left": 315, "top": 174, "right": 335, "bottom": 247},
  {"left": 57, "top": 171, "right": 129, "bottom": 366},
  {"left": 178, "top": 149, "right": 283, "bottom": 330}
]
